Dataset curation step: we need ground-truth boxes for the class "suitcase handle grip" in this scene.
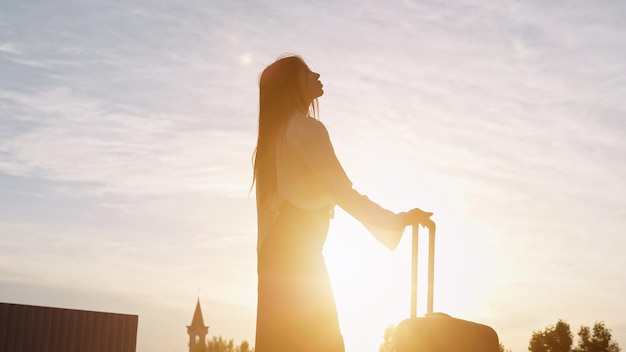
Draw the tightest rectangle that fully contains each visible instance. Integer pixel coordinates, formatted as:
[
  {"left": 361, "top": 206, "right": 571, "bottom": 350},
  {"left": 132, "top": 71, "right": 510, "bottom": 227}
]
[{"left": 410, "top": 222, "right": 436, "bottom": 319}]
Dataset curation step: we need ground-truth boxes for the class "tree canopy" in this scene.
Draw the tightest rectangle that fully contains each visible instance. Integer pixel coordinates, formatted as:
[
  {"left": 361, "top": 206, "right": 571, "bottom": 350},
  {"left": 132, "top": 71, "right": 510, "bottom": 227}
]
[
  {"left": 529, "top": 320, "right": 574, "bottom": 352},
  {"left": 206, "top": 335, "right": 253, "bottom": 352},
  {"left": 378, "top": 324, "right": 397, "bottom": 352},
  {"left": 529, "top": 320, "right": 620, "bottom": 352},
  {"left": 572, "top": 322, "right": 621, "bottom": 352},
  {"left": 377, "top": 318, "right": 620, "bottom": 352}
]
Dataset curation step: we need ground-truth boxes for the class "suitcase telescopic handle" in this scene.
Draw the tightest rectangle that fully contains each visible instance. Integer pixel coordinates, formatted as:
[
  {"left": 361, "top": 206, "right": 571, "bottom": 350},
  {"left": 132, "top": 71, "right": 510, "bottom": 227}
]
[{"left": 410, "top": 222, "right": 436, "bottom": 319}]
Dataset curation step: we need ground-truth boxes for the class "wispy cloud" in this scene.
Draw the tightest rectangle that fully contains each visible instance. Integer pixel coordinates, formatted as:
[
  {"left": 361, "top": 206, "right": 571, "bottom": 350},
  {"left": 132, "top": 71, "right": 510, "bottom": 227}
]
[{"left": 1, "top": 87, "right": 254, "bottom": 196}]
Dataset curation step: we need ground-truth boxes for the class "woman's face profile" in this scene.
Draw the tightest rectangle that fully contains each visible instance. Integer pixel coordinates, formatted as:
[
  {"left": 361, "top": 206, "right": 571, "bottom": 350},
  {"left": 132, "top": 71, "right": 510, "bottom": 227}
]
[{"left": 301, "top": 68, "right": 324, "bottom": 102}]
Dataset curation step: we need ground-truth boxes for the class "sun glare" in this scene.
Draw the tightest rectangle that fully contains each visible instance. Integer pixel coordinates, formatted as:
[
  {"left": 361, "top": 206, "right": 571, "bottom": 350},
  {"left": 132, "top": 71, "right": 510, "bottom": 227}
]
[
  {"left": 323, "top": 197, "right": 497, "bottom": 351},
  {"left": 240, "top": 53, "right": 252, "bottom": 65},
  {"left": 324, "top": 211, "right": 404, "bottom": 351}
]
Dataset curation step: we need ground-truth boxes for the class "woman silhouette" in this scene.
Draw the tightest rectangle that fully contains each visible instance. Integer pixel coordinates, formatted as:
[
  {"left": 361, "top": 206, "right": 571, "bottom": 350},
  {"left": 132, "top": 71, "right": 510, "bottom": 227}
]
[{"left": 252, "top": 55, "right": 433, "bottom": 352}]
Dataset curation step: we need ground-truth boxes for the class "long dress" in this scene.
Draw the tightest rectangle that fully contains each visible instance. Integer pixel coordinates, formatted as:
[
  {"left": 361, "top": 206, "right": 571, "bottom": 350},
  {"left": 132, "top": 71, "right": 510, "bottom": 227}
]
[{"left": 255, "top": 112, "right": 406, "bottom": 352}]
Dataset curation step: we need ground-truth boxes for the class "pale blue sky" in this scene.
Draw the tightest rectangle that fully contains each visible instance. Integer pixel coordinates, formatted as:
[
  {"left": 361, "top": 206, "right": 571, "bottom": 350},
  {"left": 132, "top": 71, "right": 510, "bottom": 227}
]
[{"left": 1, "top": 1, "right": 625, "bottom": 351}]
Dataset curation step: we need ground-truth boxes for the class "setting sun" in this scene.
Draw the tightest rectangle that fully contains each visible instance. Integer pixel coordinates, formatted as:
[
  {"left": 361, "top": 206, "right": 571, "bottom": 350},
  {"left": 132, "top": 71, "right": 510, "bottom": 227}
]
[{"left": 323, "top": 194, "right": 504, "bottom": 351}]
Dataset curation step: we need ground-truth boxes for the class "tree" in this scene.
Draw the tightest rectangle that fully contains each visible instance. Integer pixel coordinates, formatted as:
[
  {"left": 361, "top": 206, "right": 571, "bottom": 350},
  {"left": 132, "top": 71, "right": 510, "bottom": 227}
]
[
  {"left": 500, "top": 343, "right": 512, "bottom": 352},
  {"left": 207, "top": 335, "right": 253, "bottom": 352},
  {"left": 237, "top": 340, "right": 252, "bottom": 352},
  {"left": 529, "top": 320, "right": 573, "bottom": 352},
  {"left": 573, "top": 322, "right": 620, "bottom": 352},
  {"left": 379, "top": 324, "right": 397, "bottom": 352}
]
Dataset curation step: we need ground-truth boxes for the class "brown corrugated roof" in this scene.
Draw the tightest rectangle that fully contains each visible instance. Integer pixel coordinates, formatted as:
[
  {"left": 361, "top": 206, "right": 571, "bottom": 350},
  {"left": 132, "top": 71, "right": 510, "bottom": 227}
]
[{"left": 0, "top": 302, "right": 138, "bottom": 352}]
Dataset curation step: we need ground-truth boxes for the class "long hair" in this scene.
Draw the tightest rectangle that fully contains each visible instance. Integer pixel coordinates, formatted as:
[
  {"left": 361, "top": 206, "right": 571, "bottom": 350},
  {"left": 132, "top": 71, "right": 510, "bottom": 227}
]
[{"left": 252, "top": 55, "right": 318, "bottom": 207}]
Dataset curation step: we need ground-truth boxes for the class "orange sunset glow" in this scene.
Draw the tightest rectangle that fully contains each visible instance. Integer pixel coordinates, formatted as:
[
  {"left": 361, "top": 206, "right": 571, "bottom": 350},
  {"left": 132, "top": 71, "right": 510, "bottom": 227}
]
[{"left": 1, "top": 1, "right": 626, "bottom": 352}]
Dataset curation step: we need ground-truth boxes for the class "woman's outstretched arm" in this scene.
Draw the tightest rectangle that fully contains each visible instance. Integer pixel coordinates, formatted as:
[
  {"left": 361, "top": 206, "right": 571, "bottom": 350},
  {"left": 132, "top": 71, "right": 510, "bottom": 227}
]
[{"left": 294, "top": 118, "right": 431, "bottom": 249}]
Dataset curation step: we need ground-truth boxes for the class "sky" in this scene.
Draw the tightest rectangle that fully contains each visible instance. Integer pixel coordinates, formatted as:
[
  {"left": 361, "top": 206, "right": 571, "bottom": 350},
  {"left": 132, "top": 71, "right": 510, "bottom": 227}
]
[{"left": 1, "top": 0, "right": 625, "bottom": 351}]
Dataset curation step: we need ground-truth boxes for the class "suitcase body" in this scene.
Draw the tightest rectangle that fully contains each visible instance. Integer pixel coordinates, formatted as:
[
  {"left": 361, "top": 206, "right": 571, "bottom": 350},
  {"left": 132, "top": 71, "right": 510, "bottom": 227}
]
[{"left": 395, "top": 224, "right": 499, "bottom": 352}]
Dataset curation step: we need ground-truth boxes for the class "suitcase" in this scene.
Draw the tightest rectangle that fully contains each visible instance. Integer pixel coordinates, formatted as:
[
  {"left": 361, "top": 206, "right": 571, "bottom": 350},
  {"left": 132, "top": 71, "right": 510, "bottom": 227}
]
[{"left": 395, "top": 223, "right": 500, "bottom": 352}]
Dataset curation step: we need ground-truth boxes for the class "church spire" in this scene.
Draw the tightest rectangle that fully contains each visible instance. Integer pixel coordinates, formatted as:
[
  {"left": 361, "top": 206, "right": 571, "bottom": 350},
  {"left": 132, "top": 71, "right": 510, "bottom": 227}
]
[
  {"left": 190, "top": 298, "right": 206, "bottom": 328},
  {"left": 187, "top": 298, "right": 208, "bottom": 352}
]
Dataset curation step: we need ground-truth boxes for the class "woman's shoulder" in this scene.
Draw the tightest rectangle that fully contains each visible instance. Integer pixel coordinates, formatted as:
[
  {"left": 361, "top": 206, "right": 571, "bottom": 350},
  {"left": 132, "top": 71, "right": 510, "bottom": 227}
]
[
  {"left": 287, "top": 113, "right": 329, "bottom": 141},
  {"left": 289, "top": 113, "right": 328, "bottom": 134}
]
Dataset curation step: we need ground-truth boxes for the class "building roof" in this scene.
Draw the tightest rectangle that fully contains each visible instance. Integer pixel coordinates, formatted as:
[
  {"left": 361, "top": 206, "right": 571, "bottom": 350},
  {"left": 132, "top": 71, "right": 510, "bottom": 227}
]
[{"left": 0, "top": 302, "right": 138, "bottom": 352}]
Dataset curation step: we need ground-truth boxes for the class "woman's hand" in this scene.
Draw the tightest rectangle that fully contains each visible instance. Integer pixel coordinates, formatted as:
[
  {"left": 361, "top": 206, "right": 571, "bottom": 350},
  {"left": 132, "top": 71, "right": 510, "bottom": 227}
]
[{"left": 401, "top": 208, "right": 434, "bottom": 228}]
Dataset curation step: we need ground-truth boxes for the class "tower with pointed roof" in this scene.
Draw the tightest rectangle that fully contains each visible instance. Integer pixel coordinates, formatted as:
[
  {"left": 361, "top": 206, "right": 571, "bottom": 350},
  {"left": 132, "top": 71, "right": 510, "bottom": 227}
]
[{"left": 187, "top": 298, "right": 209, "bottom": 352}]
